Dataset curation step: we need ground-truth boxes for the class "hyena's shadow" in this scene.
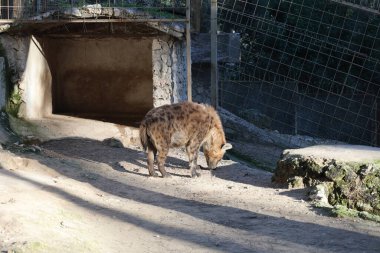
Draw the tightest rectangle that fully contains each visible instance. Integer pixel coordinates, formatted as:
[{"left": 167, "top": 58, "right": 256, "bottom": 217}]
[{"left": 40, "top": 138, "right": 193, "bottom": 177}]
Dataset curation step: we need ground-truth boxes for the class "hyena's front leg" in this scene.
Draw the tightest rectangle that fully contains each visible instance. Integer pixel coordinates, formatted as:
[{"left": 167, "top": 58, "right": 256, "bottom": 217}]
[
  {"left": 186, "top": 143, "right": 201, "bottom": 178},
  {"left": 157, "top": 146, "right": 171, "bottom": 178}
]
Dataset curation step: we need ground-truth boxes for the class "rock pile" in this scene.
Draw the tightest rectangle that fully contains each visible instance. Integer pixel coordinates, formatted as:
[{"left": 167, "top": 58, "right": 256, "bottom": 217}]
[{"left": 273, "top": 145, "right": 380, "bottom": 215}]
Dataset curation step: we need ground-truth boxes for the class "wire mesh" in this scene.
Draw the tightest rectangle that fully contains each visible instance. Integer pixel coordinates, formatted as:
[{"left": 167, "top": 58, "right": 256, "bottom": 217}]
[{"left": 217, "top": 0, "right": 380, "bottom": 146}]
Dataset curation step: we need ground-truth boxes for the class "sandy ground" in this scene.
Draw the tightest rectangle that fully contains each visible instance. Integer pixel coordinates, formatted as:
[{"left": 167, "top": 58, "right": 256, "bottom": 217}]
[{"left": 0, "top": 138, "right": 379, "bottom": 253}]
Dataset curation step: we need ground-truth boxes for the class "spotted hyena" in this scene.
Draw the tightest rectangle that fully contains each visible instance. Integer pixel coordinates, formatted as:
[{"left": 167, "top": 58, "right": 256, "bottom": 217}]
[{"left": 139, "top": 101, "right": 232, "bottom": 178}]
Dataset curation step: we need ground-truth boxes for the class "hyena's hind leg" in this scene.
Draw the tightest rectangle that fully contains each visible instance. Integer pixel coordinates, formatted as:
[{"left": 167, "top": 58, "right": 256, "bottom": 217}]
[
  {"left": 157, "top": 146, "right": 171, "bottom": 177},
  {"left": 146, "top": 142, "right": 158, "bottom": 177},
  {"left": 186, "top": 142, "right": 201, "bottom": 178}
]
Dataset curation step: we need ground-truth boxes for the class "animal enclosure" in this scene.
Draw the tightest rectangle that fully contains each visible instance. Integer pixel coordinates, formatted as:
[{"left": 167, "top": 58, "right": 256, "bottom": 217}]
[
  {"left": 0, "top": 0, "right": 189, "bottom": 144},
  {"left": 213, "top": 0, "right": 380, "bottom": 146}
]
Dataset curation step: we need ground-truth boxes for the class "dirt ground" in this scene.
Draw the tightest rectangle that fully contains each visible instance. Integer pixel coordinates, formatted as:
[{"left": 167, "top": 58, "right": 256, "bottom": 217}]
[{"left": 0, "top": 138, "right": 379, "bottom": 253}]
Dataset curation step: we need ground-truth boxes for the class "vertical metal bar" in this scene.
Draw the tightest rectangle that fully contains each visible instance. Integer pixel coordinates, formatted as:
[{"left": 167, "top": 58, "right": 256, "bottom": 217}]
[
  {"left": 191, "top": 0, "right": 201, "bottom": 32},
  {"left": 295, "top": 84, "right": 299, "bottom": 135},
  {"left": 210, "top": 0, "right": 218, "bottom": 108},
  {"left": 374, "top": 100, "right": 377, "bottom": 146},
  {"left": 186, "top": 0, "right": 192, "bottom": 102},
  {"left": 37, "top": 0, "right": 41, "bottom": 15}
]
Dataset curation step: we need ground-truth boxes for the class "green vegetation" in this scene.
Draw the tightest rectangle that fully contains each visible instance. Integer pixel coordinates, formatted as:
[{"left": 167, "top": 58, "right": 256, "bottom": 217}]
[
  {"left": 274, "top": 154, "right": 380, "bottom": 217},
  {"left": 332, "top": 205, "right": 380, "bottom": 223},
  {"left": 6, "top": 87, "right": 22, "bottom": 117}
]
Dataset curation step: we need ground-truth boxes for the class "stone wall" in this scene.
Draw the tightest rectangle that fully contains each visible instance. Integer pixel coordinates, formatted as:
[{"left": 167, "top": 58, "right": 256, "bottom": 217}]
[
  {"left": 152, "top": 36, "right": 187, "bottom": 107},
  {"left": 0, "top": 35, "right": 30, "bottom": 117}
]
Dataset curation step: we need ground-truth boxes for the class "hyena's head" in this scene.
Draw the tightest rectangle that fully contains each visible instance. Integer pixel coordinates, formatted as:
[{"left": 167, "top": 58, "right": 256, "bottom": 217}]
[{"left": 203, "top": 130, "right": 232, "bottom": 170}]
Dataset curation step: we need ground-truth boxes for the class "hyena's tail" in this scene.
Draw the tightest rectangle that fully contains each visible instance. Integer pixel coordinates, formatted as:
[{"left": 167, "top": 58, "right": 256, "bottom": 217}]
[{"left": 139, "top": 122, "right": 149, "bottom": 151}]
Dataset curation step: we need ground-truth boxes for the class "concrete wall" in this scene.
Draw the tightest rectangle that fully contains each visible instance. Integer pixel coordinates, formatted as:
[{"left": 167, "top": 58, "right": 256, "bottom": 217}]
[
  {"left": 38, "top": 36, "right": 153, "bottom": 124},
  {"left": 24, "top": 36, "right": 52, "bottom": 118},
  {"left": 0, "top": 33, "right": 187, "bottom": 126},
  {"left": 0, "top": 35, "right": 52, "bottom": 118}
]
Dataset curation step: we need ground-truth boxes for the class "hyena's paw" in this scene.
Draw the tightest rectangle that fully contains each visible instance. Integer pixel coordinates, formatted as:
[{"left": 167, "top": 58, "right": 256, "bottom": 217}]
[
  {"left": 149, "top": 172, "right": 159, "bottom": 177},
  {"left": 162, "top": 173, "right": 172, "bottom": 178},
  {"left": 191, "top": 170, "right": 201, "bottom": 178}
]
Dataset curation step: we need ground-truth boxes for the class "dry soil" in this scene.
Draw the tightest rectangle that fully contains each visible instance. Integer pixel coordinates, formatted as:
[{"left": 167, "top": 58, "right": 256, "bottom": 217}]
[{"left": 0, "top": 138, "right": 379, "bottom": 253}]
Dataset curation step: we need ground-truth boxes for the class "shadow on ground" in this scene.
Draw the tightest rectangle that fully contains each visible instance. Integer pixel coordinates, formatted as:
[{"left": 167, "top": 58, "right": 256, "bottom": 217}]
[{"left": 3, "top": 137, "right": 379, "bottom": 252}]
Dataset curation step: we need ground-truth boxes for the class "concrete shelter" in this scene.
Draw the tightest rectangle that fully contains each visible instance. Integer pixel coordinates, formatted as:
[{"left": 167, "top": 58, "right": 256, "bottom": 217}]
[{"left": 0, "top": 20, "right": 187, "bottom": 145}]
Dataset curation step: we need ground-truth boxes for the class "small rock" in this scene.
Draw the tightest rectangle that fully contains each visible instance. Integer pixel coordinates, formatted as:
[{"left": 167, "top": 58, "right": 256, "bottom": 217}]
[
  {"left": 102, "top": 138, "right": 124, "bottom": 148},
  {"left": 309, "top": 184, "right": 329, "bottom": 205},
  {"left": 22, "top": 135, "right": 42, "bottom": 145}
]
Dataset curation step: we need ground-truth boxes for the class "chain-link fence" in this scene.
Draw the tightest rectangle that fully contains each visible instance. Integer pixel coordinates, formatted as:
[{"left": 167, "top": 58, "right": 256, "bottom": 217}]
[{"left": 217, "top": 0, "right": 380, "bottom": 146}]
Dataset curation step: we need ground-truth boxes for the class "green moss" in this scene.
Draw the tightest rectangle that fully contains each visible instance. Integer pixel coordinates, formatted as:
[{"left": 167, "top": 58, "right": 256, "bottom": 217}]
[
  {"left": 325, "top": 164, "right": 346, "bottom": 181},
  {"left": 343, "top": 162, "right": 362, "bottom": 173},
  {"left": 332, "top": 205, "right": 359, "bottom": 218},
  {"left": 6, "top": 86, "right": 22, "bottom": 116},
  {"left": 374, "top": 160, "right": 380, "bottom": 168},
  {"left": 358, "top": 211, "right": 380, "bottom": 223},
  {"left": 302, "top": 159, "right": 324, "bottom": 174},
  {"left": 274, "top": 153, "right": 380, "bottom": 216},
  {"left": 363, "top": 173, "right": 380, "bottom": 189},
  {"left": 329, "top": 181, "right": 351, "bottom": 206}
]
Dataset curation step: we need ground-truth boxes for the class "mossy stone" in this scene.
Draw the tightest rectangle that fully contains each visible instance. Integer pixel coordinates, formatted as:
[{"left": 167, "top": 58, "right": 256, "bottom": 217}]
[{"left": 325, "top": 164, "right": 346, "bottom": 181}]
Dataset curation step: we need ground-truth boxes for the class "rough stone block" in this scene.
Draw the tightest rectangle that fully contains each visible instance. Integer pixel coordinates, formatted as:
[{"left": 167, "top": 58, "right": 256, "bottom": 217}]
[{"left": 273, "top": 145, "right": 380, "bottom": 215}]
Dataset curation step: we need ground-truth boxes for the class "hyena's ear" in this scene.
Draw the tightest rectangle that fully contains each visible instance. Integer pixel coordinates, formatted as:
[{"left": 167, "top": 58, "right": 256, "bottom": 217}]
[{"left": 222, "top": 143, "right": 233, "bottom": 151}]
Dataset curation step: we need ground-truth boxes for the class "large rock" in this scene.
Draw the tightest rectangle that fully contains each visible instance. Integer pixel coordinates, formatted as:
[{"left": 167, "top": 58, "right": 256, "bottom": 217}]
[{"left": 273, "top": 145, "right": 380, "bottom": 215}]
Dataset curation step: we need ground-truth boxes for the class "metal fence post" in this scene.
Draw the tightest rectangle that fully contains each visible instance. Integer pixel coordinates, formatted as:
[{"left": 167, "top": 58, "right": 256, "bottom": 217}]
[
  {"left": 186, "top": 0, "right": 193, "bottom": 102},
  {"left": 210, "top": 0, "right": 218, "bottom": 108}
]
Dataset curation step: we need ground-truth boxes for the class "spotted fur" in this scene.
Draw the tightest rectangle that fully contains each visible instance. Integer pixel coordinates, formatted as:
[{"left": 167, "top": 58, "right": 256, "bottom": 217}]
[{"left": 139, "top": 101, "right": 232, "bottom": 178}]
